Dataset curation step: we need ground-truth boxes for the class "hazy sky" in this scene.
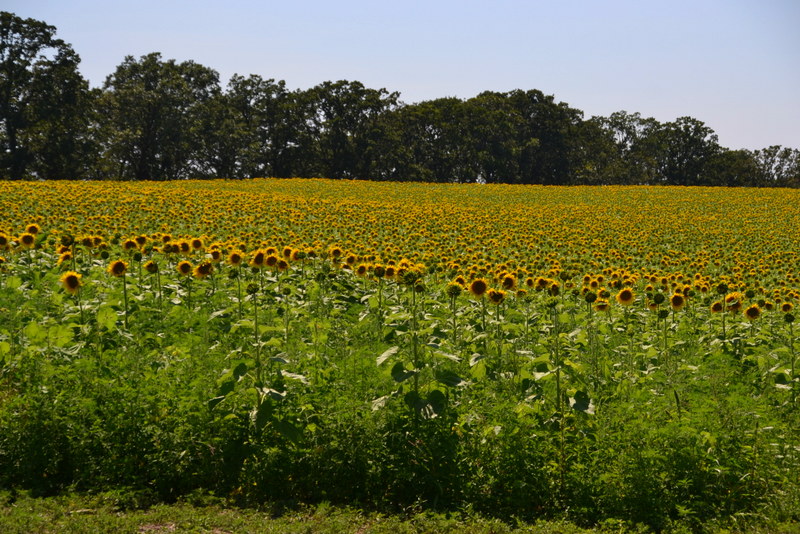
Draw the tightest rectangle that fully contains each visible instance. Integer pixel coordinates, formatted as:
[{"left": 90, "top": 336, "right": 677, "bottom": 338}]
[{"left": 7, "top": 0, "right": 800, "bottom": 150}]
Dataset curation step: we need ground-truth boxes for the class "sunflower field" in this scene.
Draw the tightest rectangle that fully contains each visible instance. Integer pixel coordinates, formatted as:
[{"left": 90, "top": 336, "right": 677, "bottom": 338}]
[{"left": 1, "top": 179, "right": 799, "bottom": 532}]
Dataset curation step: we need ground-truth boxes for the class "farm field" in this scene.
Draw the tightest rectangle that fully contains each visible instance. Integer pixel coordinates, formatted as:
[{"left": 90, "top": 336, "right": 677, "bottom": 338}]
[{"left": 1, "top": 179, "right": 799, "bottom": 532}]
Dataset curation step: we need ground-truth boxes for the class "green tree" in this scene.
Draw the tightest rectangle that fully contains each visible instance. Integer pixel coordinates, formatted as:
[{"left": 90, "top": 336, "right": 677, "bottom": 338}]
[
  {"left": 752, "top": 145, "right": 800, "bottom": 187},
  {"left": 0, "top": 11, "right": 95, "bottom": 179},
  {"left": 309, "top": 80, "right": 399, "bottom": 179},
  {"left": 505, "top": 89, "right": 583, "bottom": 185},
  {"left": 653, "top": 116, "right": 720, "bottom": 186},
  {"left": 96, "top": 52, "right": 220, "bottom": 180}
]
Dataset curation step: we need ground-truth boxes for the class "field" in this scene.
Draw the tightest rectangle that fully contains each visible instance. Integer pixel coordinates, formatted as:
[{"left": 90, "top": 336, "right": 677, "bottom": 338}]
[{"left": 1, "top": 179, "right": 799, "bottom": 532}]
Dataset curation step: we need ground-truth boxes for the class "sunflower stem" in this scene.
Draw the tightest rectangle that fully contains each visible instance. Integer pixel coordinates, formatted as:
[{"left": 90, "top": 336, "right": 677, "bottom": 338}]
[{"left": 121, "top": 273, "right": 129, "bottom": 329}]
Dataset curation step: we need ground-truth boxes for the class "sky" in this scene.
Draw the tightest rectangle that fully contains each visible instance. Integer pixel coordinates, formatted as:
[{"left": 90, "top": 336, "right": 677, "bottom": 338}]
[{"left": 6, "top": 0, "right": 800, "bottom": 150}]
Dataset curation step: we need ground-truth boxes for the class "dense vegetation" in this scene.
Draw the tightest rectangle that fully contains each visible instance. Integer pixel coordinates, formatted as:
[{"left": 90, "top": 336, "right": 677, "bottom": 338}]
[
  {"left": 1, "top": 180, "right": 799, "bottom": 533},
  {"left": 2, "top": 11, "right": 799, "bottom": 186}
]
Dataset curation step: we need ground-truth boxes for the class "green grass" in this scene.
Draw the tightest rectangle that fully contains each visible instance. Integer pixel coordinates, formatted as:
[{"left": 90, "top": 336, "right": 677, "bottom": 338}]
[{"left": 7, "top": 492, "right": 799, "bottom": 534}]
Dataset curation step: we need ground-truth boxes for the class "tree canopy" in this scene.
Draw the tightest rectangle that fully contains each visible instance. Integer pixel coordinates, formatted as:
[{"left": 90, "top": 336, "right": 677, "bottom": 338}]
[{"left": 1, "top": 11, "right": 798, "bottom": 186}]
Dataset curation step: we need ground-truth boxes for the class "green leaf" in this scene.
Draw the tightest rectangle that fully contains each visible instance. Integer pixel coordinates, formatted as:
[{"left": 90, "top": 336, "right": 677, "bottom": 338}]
[
  {"left": 569, "top": 390, "right": 595, "bottom": 414},
  {"left": 233, "top": 362, "right": 248, "bottom": 380},
  {"left": 427, "top": 389, "right": 447, "bottom": 416},
  {"left": 48, "top": 324, "right": 73, "bottom": 348},
  {"left": 23, "top": 321, "right": 47, "bottom": 344},
  {"left": 96, "top": 306, "right": 117, "bottom": 330},
  {"left": 253, "top": 398, "right": 273, "bottom": 431},
  {"left": 391, "top": 361, "right": 417, "bottom": 383},
  {"left": 217, "top": 378, "right": 235, "bottom": 397},
  {"left": 6, "top": 276, "right": 22, "bottom": 290},
  {"left": 435, "top": 369, "right": 468, "bottom": 387},
  {"left": 0, "top": 341, "right": 10, "bottom": 356},
  {"left": 377, "top": 346, "right": 399, "bottom": 366},
  {"left": 207, "top": 395, "right": 226, "bottom": 410},
  {"left": 470, "top": 360, "right": 487, "bottom": 380},
  {"left": 274, "top": 419, "right": 303, "bottom": 444}
]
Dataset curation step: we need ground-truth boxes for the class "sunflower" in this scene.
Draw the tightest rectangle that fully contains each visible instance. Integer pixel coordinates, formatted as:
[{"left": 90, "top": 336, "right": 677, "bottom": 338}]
[
  {"left": 373, "top": 264, "right": 386, "bottom": 278},
  {"left": 176, "top": 260, "right": 193, "bottom": 276},
  {"left": 781, "top": 302, "right": 794, "bottom": 313},
  {"left": 744, "top": 304, "right": 760, "bottom": 321},
  {"left": 193, "top": 261, "right": 214, "bottom": 279},
  {"left": 19, "top": 232, "right": 36, "bottom": 249},
  {"left": 500, "top": 273, "right": 516, "bottom": 290},
  {"left": 0, "top": 233, "right": 10, "bottom": 250},
  {"left": 123, "top": 239, "right": 138, "bottom": 251},
  {"left": 355, "top": 263, "right": 369, "bottom": 277},
  {"left": 446, "top": 281, "right": 463, "bottom": 298},
  {"left": 594, "top": 299, "right": 610, "bottom": 312},
  {"left": 725, "top": 292, "right": 744, "bottom": 313},
  {"left": 710, "top": 301, "right": 724, "bottom": 313},
  {"left": 25, "top": 223, "right": 40, "bottom": 235},
  {"left": 487, "top": 288, "right": 506, "bottom": 305},
  {"left": 249, "top": 250, "right": 266, "bottom": 268},
  {"left": 60, "top": 271, "right": 82, "bottom": 295},
  {"left": 265, "top": 254, "right": 279, "bottom": 268},
  {"left": 549, "top": 281, "right": 560, "bottom": 296},
  {"left": 469, "top": 278, "right": 488, "bottom": 298},
  {"left": 144, "top": 260, "right": 159, "bottom": 274},
  {"left": 616, "top": 288, "right": 635, "bottom": 306},
  {"left": 57, "top": 251, "right": 73, "bottom": 267},
  {"left": 276, "top": 259, "right": 290, "bottom": 271},
  {"left": 191, "top": 238, "right": 204, "bottom": 250},
  {"left": 669, "top": 293, "right": 685, "bottom": 311},
  {"left": 228, "top": 251, "right": 244, "bottom": 267},
  {"left": 107, "top": 259, "right": 128, "bottom": 277}
]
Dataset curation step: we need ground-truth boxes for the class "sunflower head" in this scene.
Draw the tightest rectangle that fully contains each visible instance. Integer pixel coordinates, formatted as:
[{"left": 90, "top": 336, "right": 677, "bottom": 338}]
[
  {"left": 500, "top": 274, "right": 516, "bottom": 290},
  {"left": 193, "top": 261, "right": 214, "bottom": 279},
  {"left": 107, "top": 259, "right": 128, "bottom": 277},
  {"left": 446, "top": 281, "right": 463, "bottom": 298},
  {"left": 487, "top": 288, "right": 506, "bottom": 305},
  {"left": 744, "top": 304, "right": 761, "bottom": 321},
  {"left": 669, "top": 293, "right": 685, "bottom": 311},
  {"left": 25, "top": 223, "right": 40, "bottom": 235},
  {"left": 710, "top": 301, "right": 724, "bottom": 313},
  {"left": 60, "top": 271, "right": 82, "bottom": 295},
  {"left": 144, "top": 260, "right": 159, "bottom": 274},
  {"left": 228, "top": 251, "right": 243, "bottom": 267},
  {"left": 177, "top": 260, "right": 193, "bottom": 276},
  {"left": 616, "top": 288, "right": 635, "bottom": 306},
  {"left": 469, "top": 278, "right": 488, "bottom": 298},
  {"left": 593, "top": 299, "right": 610, "bottom": 312},
  {"left": 19, "top": 232, "right": 36, "bottom": 248}
]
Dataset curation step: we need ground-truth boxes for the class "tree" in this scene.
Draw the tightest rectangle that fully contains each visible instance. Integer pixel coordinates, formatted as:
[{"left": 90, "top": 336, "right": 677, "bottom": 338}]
[
  {"left": 594, "top": 111, "right": 662, "bottom": 184},
  {"left": 308, "top": 80, "right": 400, "bottom": 180},
  {"left": 0, "top": 11, "right": 95, "bottom": 179},
  {"left": 505, "top": 89, "right": 583, "bottom": 185},
  {"left": 96, "top": 52, "right": 220, "bottom": 180},
  {"left": 653, "top": 117, "right": 720, "bottom": 186},
  {"left": 752, "top": 145, "right": 800, "bottom": 187}
]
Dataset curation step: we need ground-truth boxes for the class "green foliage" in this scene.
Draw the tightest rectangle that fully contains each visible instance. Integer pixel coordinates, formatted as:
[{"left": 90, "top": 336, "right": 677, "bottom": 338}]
[{"left": 1, "top": 242, "right": 799, "bottom": 532}]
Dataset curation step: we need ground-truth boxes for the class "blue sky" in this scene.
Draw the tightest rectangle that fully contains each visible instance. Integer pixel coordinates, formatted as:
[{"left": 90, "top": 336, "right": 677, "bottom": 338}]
[{"left": 7, "top": 0, "right": 800, "bottom": 150}]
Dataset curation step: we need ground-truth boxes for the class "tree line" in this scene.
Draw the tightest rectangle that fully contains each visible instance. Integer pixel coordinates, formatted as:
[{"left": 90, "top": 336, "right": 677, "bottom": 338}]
[{"left": 2, "top": 11, "right": 798, "bottom": 186}]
